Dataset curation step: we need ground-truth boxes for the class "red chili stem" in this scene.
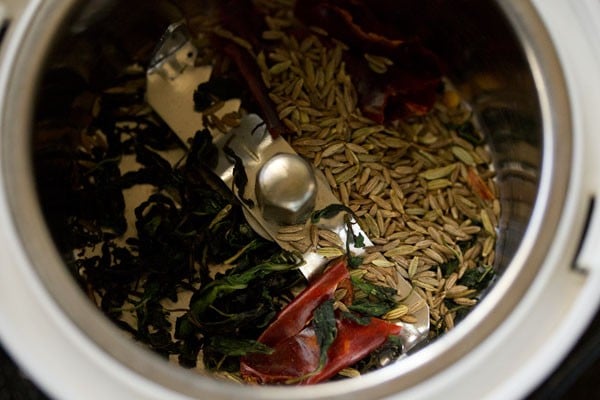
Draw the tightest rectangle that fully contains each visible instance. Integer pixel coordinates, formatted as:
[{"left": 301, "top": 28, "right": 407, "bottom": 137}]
[
  {"left": 214, "top": 0, "right": 286, "bottom": 138},
  {"left": 220, "top": 42, "right": 286, "bottom": 138}
]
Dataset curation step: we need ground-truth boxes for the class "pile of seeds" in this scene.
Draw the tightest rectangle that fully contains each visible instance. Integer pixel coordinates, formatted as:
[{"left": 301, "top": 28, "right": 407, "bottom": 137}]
[{"left": 197, "top": 0, "right": 500, "bottom": 334}]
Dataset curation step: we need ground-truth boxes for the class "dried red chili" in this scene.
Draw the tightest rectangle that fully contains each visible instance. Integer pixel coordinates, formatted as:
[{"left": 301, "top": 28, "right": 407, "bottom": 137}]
[
  {"left": 294, "top": 0, "right": 445, "bottom": 56},
  {"left": 240, "top": 258, "right": 402, "bottom": 384},
  {"left": 308, "top": 315, "right": 401, "bottom": 383},
  {"left": 257, "top": 257, "right": 349, "bottom": 347},
  {"left": 344, "top": 49, "right": 441, "bottom": 123},
  {"left": 295, "top": 0, "right": 443, "bottom": 122}
]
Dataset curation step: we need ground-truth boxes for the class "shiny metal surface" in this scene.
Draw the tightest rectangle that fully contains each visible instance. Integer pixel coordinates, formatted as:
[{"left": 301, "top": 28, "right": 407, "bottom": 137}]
[
  {"left": 0, "top": 0, "right": 582, "bottom": 399},
  {"left": 147, "top": 21, "right": 196, "bottom": 80},
  {"left": 256, "top": 153, "right": 317, "bottom": 225}
]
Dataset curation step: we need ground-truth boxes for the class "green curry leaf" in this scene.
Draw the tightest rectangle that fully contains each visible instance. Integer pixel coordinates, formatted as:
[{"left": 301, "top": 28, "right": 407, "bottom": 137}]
[{"left": 313, "top": 299, "right": 338, "bottom": 369}]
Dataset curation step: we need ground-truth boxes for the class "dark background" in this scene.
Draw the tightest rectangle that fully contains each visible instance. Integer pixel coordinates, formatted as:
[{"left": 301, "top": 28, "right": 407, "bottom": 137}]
[{"left": 1, "top": 308, "right": 599, "bottom": 400}]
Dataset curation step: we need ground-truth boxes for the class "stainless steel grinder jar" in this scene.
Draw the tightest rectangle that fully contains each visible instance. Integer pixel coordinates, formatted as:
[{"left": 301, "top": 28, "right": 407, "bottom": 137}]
[{"left": 0, "top": 0, "right": 600, "bottom": 399}]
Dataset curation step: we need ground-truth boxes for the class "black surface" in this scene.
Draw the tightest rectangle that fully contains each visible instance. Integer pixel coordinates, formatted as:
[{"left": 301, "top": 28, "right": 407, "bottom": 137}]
[
  {"left": 0, "top": 347, "right": 48, "bottom": 400},
  {"left": 1, "top": 310, "right": 599, "bottom": 400},
  {"left": 527, "top": 308, "right": 600, "bottom": 400}
]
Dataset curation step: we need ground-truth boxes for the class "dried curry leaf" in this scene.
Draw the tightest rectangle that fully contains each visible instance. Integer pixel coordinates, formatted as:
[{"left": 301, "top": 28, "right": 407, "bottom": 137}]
[
  {"left": 313, "top": 299, "right": 338, "bottom": 369},
  {"left": 349, "top": 275, "right": 397, "bottom": 317},
  {"left": 311, "top": 204, "right": 356, "bottom": 224},
  {"left": 223, "top": 144, "right": 255, "bottom": 208},
  {"left": 206, "top": 336, "right": 274, "bottom": 357},
  {"left": 187, "top": 128, "right": 219, "bottom": 170},
  {"left": 189, "top": 253, "right": 303, "bottom": 318},
  {"left": 458, "top": 265, "right": 495, "bottom": 291}
]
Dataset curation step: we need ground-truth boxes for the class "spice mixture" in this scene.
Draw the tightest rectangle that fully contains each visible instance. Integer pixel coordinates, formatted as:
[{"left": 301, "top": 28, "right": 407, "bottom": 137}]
[
  {"left": 193, "top": 0, "right": 499, "bottom": 335},
  {"left": 34, "top": 0, "right": 498, "bottom": 384}
]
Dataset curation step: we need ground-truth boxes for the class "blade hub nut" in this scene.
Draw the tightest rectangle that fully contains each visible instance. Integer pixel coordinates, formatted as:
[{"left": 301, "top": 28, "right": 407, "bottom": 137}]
[{"left": 256, "top": 153, "right": 317, "bottom": 225}]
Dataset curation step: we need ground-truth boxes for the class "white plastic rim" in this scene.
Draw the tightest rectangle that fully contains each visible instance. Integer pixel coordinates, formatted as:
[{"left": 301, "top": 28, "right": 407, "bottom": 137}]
[{"left": 0, "top": 0, "right": 599, "bottom": 399}]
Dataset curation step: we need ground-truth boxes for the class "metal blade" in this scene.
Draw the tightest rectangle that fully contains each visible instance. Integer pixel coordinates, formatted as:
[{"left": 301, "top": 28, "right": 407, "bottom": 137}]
[{"left": 146, "top": 21, "right": 429, "bottom": 352}]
